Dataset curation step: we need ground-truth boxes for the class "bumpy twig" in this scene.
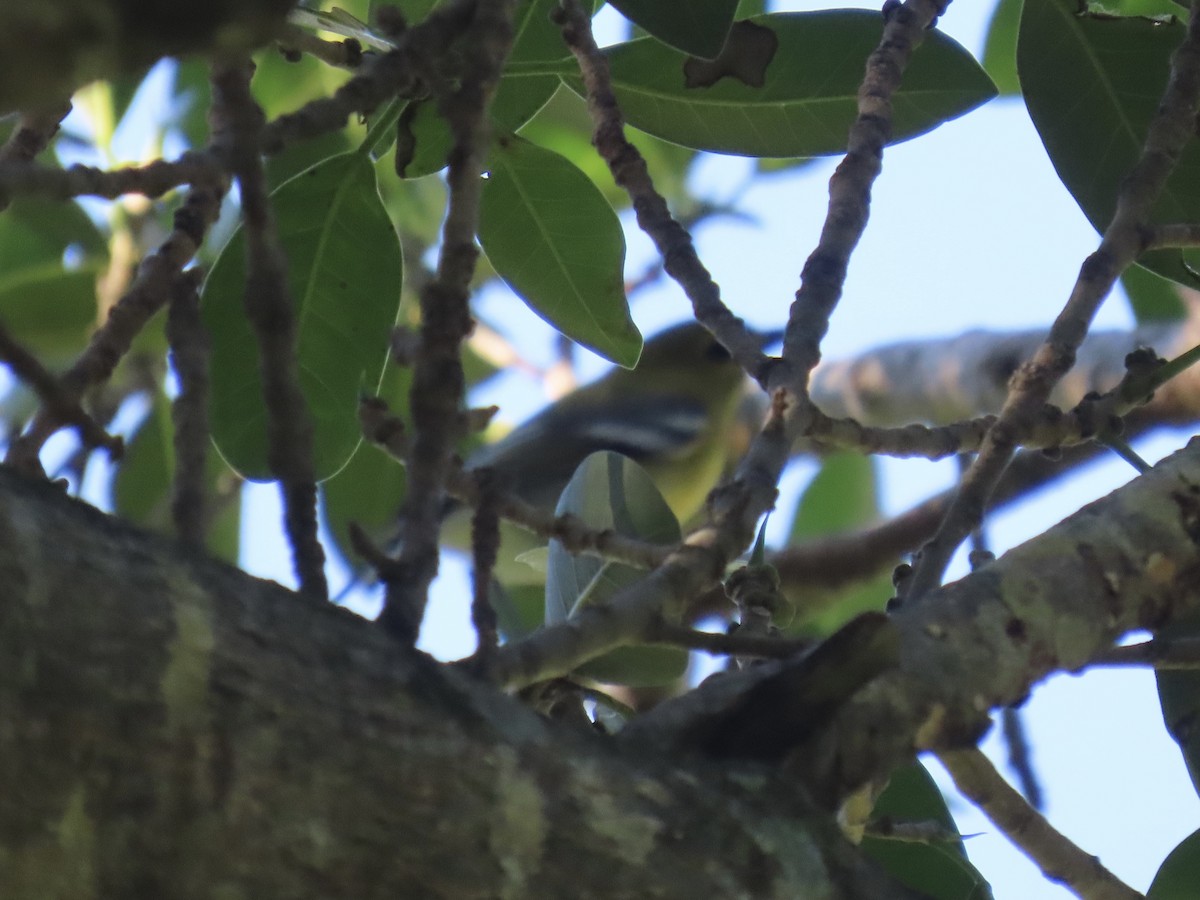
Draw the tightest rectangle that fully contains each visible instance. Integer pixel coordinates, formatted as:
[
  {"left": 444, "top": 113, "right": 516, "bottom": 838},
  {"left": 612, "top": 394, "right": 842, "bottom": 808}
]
[
  {"left": 166, "top": 269, "right": 212, "bottom": 550},
  {"left": 0, "top": 154, "right": 221, "bottom": 202},
  {"left": 908, "top": 0, "right": 1200, "bottom": 598},
  {"left": 0, "top": 100, "right": 71, "bottom": 210},
  {"left": 781, "top": 0, "right": 947, "bottom": 384},
  {"left": 6, "top": 180, "right": 226, "bottom": 473},
  {"left": 0, "top": 324, "right": 121, "bottom": 461},
  {"left": 209, "top": 59, "right": 327, "bottom": 599},
  {"left": 553, "top": 0, "right": 767, "bottom": 379},
  {"left": 378, "top": 0, "right": 518, "bottom": 644}
]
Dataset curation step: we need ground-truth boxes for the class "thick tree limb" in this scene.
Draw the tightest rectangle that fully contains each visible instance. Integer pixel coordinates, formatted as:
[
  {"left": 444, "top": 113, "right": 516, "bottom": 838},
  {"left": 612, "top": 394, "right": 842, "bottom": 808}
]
[
  {"left": 0, "top": 467, "right": 921, "bottom": 899},
  {"left": 0, "top": 0, "right": 296, "bottom": 113}
]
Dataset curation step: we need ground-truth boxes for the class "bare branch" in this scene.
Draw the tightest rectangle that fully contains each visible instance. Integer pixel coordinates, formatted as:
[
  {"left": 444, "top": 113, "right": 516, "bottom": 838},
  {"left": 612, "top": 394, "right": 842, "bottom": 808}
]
[
  {"left": 209, "top": 59, "right": 327, "bottom": 600},
  {"left": 781, "top": 0, "right": 947, "bottom": 383},
  {"left": 0, "top": 323, "right": 121, "bottom": 460},
  {"left": 6, "top": 179, "right": 226, "bottom": 473},
  {"left": 553, "top": 0, "right": 767, "bottom": 379},
  {"left": 379, "top": 0, "right": 519, "bottom": 644},
  {"left": 166, "top": 269, "right": 212, "bottom": 550},
  {"left": 908, "top": 0, "right": 1200, "bottom": 597},
  {"left": 938, "top": 749, "right": 1142, "bottom": 900}
]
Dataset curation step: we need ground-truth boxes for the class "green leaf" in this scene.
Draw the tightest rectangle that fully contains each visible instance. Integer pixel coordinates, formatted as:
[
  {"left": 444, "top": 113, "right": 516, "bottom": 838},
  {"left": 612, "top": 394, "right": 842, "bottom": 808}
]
[
  {"left": 1018, "top": 0, "right": 1200, "bottom": 290},
  {"left": 790, "top": 451, "right": 879, "bottom": 542},
  {"left": 1087, "top": 0, "right": 1182, "bottom": 15},
  {"left": 201, "top": 151, "right": 403, "bottom": 481},
  {"left": 1121, "top": 263, "right": 1186, "bottom": 322},
  {"left": 787, "top": 452, "right": 888, "bottom": 635},
  {"left": 862, "top": 763, "right": 994, "bottom": 900},
  {"left": 982, "top": 0, "right": 1024, "bottom": 96},
  {"left": 1148, "top": 828, "right": 1200, "bottom": 899},
  {"left": 546, "top": 451, "right": 687, "bottom": 686},
  {"left": 517, "top": 84, "right": 698, "bottom": 211},
  {"left": 0, "top": 199, "right": 107, "bottom": 364},
  {"left": 509, "top": 0, "right": 577, "bottom": 63},
  {"left": 490, "top": 581, "right": 547, "bottom": 640},
  {"left": 113, "top": 393, "right": 242, "bottom": 564},
  {"left": 371, "top": 0, "right": 442, "bottom": 24},
  {"left": 577, "top": 11, "right": 997, "bottom": 158},
  {"left": 0, "top": 198, "right": 107, "bottom": 270},
  {"left": 1157, "top": 614, "right": 1200, "bottom": 796},
  {"left": 491, "top": 74, "right": 561, "bottom": 132},
  {"left": 0, "top": 266, "right": 102, "bottom": 366},
  {"left": 479, "top": 134, "right": 640, "bottom": 367},
  {"left": 608, "top": 0, "right": 738, "bottom": 59}
]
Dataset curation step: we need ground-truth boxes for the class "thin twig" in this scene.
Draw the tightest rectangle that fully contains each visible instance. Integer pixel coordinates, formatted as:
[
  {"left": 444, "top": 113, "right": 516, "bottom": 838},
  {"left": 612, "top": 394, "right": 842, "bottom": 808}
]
[
  {"left": 0, "top": 154, "right": 220, "bottom": 201},
  {"left": 1093, "top": 636, "right": 1200, "bottom": 668},
  {"left": 469, "top": 469, "right": 502, "bottom": 667},
  {"left": 276, "top": 24, "right": 364, "bottom": 69},
  {"left": 781, "top": 0, "right": 947, "bottom": 383},
  {"left": 210, "top": 59, "right": 327, "bottom": 599},
  {"left": 260, "top": 0, "right": 480, "bottom": 156},
  {"left": 379, "top": 0, "right": 518, "bottom": 644},
  {"left": 1142, "top": 222, "right": 1200, "bottom": 251},
  {"left": 908, "top": 0, "right": 1200, "bottom": 599},
  {"left": 484, "top": 0, "right": 949, "bottom": 689},
  {"left": 553, "top": 0, "right": 767, "bottom": 380},
  {"left": 0, "top": 324, "right": 121, "bottom": 460},
  {"left": 357, "top": 395, "right": 673, "bottom": 570},
  {"left": 649, "top": 620, "right": 813, "bottom": 659},
  {"left": 166, "top": 268, "right": 212, "bottom": 550},
  {"left": 6, "top": 179, "right": 227, "bottom": 473},
  {"left": 0, "top": 100, "right": 71, "bottom": 210},
  {"left": 938, "top": 749, "right": 1142, "bottom": 900}
]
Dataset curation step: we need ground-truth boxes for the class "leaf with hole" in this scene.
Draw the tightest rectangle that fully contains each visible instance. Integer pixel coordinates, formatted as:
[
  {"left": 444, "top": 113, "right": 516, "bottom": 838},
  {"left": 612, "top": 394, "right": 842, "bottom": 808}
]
[
  {"left": 201, "top": 151, "right": 402, "bottom": 481},
  {"left": 570, "top": 11, "right": 997, "bottom": 158}
]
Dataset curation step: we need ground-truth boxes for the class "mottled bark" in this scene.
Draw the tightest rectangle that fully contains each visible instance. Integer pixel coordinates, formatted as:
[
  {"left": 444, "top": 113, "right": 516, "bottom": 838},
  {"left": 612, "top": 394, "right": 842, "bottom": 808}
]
[{"left": 0, "top": 468, "right": 916, "bottom": 900}]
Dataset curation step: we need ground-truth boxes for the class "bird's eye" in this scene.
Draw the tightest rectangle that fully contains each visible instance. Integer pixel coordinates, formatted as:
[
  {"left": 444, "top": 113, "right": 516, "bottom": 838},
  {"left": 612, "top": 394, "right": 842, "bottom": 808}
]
[{"left": 705, "top": 340, "right": 732, "bottom": 363}]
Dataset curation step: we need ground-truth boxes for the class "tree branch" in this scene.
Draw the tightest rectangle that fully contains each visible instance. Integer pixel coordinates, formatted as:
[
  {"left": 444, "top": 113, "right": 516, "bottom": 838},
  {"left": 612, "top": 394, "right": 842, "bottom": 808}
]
[
  {"left": 0, "top": 467, "right": 924, "bottom": 900},
  {"left": 938, "top": 749, "right": 1142, "bottom": 900},
  {"left": 908, "top": 0, "right": 1200, "bottom": 597}
]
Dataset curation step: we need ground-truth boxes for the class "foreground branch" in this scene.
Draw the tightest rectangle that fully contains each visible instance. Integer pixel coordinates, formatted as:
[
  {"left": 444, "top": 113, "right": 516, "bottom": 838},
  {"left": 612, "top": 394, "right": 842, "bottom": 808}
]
[{"left": 0, "top": 468, "right": 920, "bottom": 900}]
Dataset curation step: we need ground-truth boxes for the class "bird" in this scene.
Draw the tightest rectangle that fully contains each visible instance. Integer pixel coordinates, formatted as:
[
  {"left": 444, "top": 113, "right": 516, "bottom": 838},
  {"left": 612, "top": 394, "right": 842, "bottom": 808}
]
[{"left": 465, "top": 320, "right": 765, "bottom": 525}]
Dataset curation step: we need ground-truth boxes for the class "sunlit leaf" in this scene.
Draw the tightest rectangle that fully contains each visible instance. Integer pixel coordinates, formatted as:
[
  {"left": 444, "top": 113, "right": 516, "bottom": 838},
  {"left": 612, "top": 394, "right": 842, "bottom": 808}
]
[
  {"left": 981, "top": 0, "right": 1023, "bottom": 96},
  {"left": 202, "top": 151, "right": 403, "bottom": 481},
  {"left": 575, "top": 11, "right": 997, "bottom": 158},
  {"left": 479, "top": 133, "right": 640, "bottom": 367}
]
